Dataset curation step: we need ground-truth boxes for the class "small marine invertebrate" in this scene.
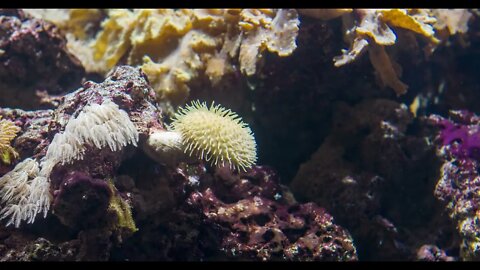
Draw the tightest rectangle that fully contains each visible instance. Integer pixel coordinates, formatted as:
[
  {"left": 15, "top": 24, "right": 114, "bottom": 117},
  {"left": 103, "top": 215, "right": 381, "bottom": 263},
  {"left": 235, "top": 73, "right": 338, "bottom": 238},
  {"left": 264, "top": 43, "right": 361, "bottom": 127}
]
[
  {"left": 169, "top": 101, "right": 257, "bottom": 171},
  {"left": 45, "top": 99, "right": 139, "bottom": 168},
  {"left": 0, "top": 158, "right": 50, "bottom": 228},
  {"left": 37, "top": 99, "right": 139, "bottom": 200},
  {"left": 142, "top": 130, "right": 185, "bottom": 166},
  {"left": 0, "top": 117, "right": 21, "bottom": 165}
]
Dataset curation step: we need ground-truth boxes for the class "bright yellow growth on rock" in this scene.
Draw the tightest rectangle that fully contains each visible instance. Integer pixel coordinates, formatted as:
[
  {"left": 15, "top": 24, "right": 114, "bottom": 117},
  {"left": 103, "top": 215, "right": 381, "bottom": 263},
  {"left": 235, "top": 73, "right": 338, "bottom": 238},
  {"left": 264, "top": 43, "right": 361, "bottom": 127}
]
[
  {"left": 0, "top": 118, "right": 20, "bottom": 165},
  {"left": 107, "top": 180, "right": 138, "bottom": 236},
  {"left": 380, "top": 9, "right": 439, "bottom": 44},
  {"left": 170, "top": 101, "right": 257, "bottom": 171}
]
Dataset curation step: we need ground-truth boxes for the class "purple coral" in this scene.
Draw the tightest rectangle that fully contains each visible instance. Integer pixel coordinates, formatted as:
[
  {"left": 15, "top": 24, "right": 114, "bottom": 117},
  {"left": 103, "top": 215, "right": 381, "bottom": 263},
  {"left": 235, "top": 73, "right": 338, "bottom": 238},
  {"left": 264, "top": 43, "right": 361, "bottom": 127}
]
[
  {"left": 429, "top": 110, "right": 480, "bottom": 260},
  {"left": 433, "top": 111, "right": 480, "bottom": 160}
]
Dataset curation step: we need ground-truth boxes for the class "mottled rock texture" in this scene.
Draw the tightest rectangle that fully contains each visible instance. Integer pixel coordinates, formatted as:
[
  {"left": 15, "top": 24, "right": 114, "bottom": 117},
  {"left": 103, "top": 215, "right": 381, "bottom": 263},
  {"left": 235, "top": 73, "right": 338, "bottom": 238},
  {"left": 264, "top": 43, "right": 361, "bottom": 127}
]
[
  {"left": 0, "top": 9, "right": 84, "bottom": 109},
  {"left": 291, "top": 99, "right": 456, "bottom": 260},
  {"left": 430, "top": 111, "right": 480, "bottom": 260}
]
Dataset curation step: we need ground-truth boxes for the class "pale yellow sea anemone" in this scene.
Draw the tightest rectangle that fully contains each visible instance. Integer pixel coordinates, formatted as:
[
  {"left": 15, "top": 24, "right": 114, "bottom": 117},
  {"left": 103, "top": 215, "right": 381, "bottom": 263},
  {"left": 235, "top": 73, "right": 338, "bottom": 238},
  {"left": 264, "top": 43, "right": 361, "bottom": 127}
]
[{"left": 170, "top": 101, "right": 257, "bottom": 171}]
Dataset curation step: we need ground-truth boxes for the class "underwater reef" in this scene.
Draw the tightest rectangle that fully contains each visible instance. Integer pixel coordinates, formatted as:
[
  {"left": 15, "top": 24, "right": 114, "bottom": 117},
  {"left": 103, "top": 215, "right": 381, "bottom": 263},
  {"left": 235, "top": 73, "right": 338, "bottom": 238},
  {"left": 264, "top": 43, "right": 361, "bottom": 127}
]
[{"left": 0, "top": 8, "right": 479, "bottom": 261}]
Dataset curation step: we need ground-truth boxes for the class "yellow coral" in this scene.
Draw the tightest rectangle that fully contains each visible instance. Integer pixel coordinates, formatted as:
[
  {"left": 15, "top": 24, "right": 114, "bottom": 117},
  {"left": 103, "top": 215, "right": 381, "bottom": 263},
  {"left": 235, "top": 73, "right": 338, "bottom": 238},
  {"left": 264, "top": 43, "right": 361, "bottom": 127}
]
[
  {"left": 23, "top": 9, "right": 103, "bottom": 40},
  {"left": 170, "top": 101, "right": 257, "bottom": 171},
  {"left": 0, "top": 117, "right": 21, "bottom": 165},
  {"left": 380, "top": 9, "right": 439, "bottom": 44},
  {"left": 92, "top": 9, "right": 135, "bottom": 71},
  {"left": 238, "top": 9, "right": 299, "bottom": 76},
  {"left": 25, "top": 9, "right": 299, "bottom": 112},
  {"left": 332, "top": 9, "right": 463, "bottom": 95}
]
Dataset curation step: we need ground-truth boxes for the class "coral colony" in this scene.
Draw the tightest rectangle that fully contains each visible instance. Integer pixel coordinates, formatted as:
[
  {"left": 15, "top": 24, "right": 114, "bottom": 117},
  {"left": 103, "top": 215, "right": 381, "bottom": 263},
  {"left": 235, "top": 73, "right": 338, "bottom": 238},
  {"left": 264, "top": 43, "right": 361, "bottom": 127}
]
[
  {"left": 0, "top": 118, "right": 21, "bottom": 165},
  {"left": 0, "top": 8, "right": 478, "bottom": 261}
]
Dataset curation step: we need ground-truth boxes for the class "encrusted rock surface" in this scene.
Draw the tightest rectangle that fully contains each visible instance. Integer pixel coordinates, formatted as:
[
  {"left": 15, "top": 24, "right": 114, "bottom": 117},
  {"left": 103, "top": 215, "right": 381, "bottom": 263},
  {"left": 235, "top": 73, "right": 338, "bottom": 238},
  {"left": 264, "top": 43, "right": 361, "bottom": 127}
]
[
  {"left": 111, "top": 162, "right": 357, "bottom": 261},
  {"left": 429, "top": 110, "right": 480, "bottom": 260},
  {"left": 0, "top": 9, "right": 85, "bottom": 109},
  {"left": 291, "top": 99, "right": 456, "bottom": 260}
]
